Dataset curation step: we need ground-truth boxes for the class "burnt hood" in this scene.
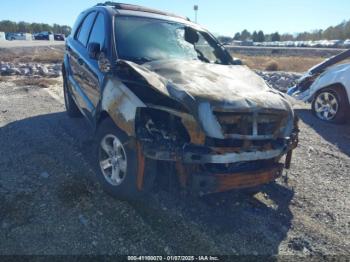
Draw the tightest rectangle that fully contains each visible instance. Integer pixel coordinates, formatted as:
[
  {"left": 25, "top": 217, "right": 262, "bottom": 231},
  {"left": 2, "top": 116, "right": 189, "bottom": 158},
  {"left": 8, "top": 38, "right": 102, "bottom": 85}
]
[{"left": 119, "top": 59, "right": 292, "bottom": 112}]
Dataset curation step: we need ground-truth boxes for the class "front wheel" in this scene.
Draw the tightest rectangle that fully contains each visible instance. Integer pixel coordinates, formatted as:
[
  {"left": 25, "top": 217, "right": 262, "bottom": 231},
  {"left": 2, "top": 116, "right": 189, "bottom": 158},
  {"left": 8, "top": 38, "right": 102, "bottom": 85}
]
[
  {"left": 312, "top": 87, "right": 349, "bottom": 124},
  {"left": 95, "top": 119, "right": 156, "bottom": 200}
]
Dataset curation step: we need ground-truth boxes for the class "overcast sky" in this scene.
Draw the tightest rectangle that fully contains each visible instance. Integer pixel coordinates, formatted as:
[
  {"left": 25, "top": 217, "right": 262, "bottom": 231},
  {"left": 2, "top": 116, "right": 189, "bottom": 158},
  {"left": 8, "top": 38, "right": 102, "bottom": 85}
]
[{"left": 0, "top": 0, "right": 349, "bottom": 36}]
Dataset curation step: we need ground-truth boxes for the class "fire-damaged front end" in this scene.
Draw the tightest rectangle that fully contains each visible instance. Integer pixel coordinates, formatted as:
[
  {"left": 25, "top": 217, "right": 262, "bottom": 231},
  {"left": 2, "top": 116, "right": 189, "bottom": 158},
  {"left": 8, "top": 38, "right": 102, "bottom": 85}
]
[{"left": 102, "top": 59, "right": 299, "bottom": 195}]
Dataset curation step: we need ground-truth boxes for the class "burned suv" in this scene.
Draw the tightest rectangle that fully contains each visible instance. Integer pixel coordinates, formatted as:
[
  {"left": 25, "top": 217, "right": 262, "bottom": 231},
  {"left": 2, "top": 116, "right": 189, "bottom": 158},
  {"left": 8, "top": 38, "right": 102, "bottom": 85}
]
[{"left": 63, "top": 2, "right": 299, "bottom": 199}]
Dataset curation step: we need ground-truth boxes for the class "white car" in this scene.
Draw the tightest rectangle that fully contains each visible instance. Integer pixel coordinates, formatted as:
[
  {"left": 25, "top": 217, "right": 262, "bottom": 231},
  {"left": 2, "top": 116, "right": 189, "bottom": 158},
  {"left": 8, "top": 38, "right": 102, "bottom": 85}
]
[
  {"left": 0, "top": 32, "right": 6, "bottom": 41},
  {"left": 288, "top": 49, "right": 350, "bottom": 124},
  {"left": 7, "top": 33, "right": 32, "bottom": 41}
]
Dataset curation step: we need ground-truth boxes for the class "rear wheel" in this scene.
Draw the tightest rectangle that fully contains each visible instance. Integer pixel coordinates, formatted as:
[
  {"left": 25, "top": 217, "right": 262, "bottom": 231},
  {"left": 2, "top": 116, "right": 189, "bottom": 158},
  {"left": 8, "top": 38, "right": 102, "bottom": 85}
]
[
  {"left": 312, "top": 86, "right": 349, "bottom": 124},
  {"left": 63, "top": 74, "right": 82, "bottom": 118},
  {"left": 95, "top": 119, "right": 156, "bottom": 200}
]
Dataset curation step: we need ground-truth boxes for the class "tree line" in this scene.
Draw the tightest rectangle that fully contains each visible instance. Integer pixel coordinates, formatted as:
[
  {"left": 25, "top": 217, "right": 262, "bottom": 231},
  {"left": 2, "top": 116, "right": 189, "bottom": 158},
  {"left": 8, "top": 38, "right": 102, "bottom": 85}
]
[
  {"left": 232, "top": 30, "right": 281, "bottom": 42},
  {"left": 0, "top": 20, "right": 71, "bottom": 36},
  {"left": 223, "top": 19, "right": 350, "bottom": 42}
]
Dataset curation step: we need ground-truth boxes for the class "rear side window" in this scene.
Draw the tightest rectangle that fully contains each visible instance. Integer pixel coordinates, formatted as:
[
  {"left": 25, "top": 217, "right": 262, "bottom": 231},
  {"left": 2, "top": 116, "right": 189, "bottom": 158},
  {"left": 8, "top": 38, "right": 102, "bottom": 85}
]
[
  {"left": 88, "top": 13, "right": 106, "bottom": 49},
  {"left": 76, "top": 12, "right": 96, "bottom": 46}
]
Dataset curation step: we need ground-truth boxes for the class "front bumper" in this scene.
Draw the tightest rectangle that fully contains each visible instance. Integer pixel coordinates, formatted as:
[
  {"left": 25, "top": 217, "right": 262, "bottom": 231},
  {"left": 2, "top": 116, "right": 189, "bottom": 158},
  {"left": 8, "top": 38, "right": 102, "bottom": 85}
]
[
  {"left": 183, "top": 148, "right": 285, "bottom": 164},
  {"left": 139, "top": 131, "right": 298, "bottom": 194},
  {"left": 189, "top": 163, "right": 284, "bottom": 195},
  {"left": 142, "top": 138, "right": 295, "bottom": 164}
]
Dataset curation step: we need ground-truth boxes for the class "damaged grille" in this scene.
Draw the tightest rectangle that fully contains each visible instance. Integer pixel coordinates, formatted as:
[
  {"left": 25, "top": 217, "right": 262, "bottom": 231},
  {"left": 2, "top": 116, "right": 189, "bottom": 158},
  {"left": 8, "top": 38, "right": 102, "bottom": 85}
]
[{"left": 213, "top": 110, "right": 288, "bottom": 139}]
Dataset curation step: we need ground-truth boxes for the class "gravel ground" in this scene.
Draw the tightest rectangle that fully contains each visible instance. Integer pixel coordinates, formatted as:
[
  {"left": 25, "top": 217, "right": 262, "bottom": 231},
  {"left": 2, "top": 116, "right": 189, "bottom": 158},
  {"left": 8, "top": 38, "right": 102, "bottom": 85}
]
[
  {"left": 256, "top": 71, "right": 302, "bottom": 92},
  {"left": 0, "top": 75, "right": 349, "bottom": 258}
]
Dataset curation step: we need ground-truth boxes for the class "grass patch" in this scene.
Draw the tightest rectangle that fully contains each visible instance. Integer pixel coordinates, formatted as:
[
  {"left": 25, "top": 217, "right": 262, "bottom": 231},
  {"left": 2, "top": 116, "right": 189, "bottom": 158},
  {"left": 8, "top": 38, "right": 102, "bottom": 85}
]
[
  {"left": 0, "top": 76, "right": 11, "bottom": 82},
  {"left": 0, "top": 46, "right": 64, "bottom": 64},
  {"left": 232, "top": 54, "right": 325, "bottom": 72},
  {"left": 13, "top": 78, "right": 60, "bottom": 88}
]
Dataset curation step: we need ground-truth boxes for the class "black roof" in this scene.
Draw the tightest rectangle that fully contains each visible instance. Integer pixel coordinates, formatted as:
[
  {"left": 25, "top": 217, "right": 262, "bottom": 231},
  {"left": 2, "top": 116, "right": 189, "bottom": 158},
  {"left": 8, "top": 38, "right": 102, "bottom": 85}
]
[{"left": 96, "top": 2, "right": 190, "bottom": 21}]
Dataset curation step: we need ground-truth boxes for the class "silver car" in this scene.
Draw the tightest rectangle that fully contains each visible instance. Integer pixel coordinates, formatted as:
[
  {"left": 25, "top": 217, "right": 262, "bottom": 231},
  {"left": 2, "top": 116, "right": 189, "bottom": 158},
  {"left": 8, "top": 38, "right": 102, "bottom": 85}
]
[{"left": 288, "top": 49, "right": 350, "bottom": 124}]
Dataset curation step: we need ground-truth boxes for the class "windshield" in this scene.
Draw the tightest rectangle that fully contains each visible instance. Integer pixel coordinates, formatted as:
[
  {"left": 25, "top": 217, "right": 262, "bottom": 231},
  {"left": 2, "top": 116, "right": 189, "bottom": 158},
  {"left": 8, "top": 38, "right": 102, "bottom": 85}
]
[{"left": 115, "top": 16, "right": 230, "bottom": 64}]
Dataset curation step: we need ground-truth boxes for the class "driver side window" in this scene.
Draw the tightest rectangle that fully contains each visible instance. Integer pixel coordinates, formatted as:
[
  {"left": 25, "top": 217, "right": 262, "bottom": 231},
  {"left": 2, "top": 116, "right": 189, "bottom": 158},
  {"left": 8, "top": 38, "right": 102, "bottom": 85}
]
[
  {"left": 76, "top": 12, "right": 96, "bottom": 46},
  {"left": 88, "top": 13, "right": 106, "bottom": 50}
]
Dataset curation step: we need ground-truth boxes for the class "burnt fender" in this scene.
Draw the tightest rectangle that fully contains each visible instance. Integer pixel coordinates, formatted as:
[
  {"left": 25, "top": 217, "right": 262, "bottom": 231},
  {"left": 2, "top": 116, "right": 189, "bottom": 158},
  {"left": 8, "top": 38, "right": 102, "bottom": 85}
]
[{"left": 101, "top": 78, "right": 146, "bottom": 136}]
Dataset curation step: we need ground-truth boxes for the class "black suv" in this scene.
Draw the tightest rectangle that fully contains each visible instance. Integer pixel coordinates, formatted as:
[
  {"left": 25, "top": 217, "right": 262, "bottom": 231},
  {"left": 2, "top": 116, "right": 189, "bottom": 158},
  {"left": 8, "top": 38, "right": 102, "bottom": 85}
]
[{"left": 63, "top": 2, "right": 299, "bottom": 199}]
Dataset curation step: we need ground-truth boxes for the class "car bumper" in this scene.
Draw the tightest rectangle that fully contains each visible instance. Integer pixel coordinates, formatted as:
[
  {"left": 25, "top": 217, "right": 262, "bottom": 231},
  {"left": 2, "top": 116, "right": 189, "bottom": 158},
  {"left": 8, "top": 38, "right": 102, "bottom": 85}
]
[
  {"left": 177, "top": 162, "right": 284, "bottom": 195},
  {"left": 142, "top": 139, "right": 295, "bottom": 164},
  {"left": 182, "top": 148, "right": 285, "bottom": 164}
]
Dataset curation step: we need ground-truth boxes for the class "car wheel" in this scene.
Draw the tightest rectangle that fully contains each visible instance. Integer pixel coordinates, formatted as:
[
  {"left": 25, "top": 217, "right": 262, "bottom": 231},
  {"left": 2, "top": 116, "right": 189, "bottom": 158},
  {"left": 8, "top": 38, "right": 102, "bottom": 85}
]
[
  {"left": 63, "top": 74, "right": 82, "bottom": 118},
  {"left": 95, "top": 119, "right": 156, "bottom": 200},
  {"left": 312, "top": 87, "right": 349, "bottom": 124}
]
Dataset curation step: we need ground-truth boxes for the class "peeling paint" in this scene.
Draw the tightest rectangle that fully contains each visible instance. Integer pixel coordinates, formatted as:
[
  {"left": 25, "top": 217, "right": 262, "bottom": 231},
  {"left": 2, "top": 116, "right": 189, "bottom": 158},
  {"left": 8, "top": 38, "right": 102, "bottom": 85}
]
[{"left": 101, "top": 78, "right": 145, "bottom": 135}]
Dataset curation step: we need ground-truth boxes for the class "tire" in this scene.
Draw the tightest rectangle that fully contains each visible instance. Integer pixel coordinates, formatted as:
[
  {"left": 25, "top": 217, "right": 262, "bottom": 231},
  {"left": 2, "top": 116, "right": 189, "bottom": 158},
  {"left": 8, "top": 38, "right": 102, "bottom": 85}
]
[
  {"left": 95, "top": 118, "right": 156, "bottom": 200},
  {"left": 63, "top": 74, "right": 82, "bottom": 118},
  {"left": 312, "top": 86, "right": 349, "bottom": 124}
]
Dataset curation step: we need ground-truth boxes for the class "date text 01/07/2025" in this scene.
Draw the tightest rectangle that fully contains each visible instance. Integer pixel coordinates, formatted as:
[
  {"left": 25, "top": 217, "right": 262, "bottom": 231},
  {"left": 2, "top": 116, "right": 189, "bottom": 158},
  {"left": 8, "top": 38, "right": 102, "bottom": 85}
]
[{"left": 127, "top": 256, "right": 220, "bottom": 261}]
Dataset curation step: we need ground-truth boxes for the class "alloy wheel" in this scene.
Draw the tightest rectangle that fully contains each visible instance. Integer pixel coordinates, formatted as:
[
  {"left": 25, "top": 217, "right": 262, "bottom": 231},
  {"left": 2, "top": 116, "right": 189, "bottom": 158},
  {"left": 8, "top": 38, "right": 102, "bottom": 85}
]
[
  {"left": 314, "top": 91, "right": 339, "bottom": 121},
  {"left": 99, "top": 134, "right": 128, "bottom": 186}
]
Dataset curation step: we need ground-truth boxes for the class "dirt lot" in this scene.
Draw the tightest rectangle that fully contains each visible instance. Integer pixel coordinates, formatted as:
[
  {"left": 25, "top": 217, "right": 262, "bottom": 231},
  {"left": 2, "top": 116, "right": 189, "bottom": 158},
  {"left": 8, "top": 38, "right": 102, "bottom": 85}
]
[
  {"left": 0, "top": 45, "right": 64, "bottom": 64},
  {"left": 234, "top": 54, "right": 325, "bottom": 73},
  {"left": 0, "top": 74, "right": 349, "bottom": 257}
]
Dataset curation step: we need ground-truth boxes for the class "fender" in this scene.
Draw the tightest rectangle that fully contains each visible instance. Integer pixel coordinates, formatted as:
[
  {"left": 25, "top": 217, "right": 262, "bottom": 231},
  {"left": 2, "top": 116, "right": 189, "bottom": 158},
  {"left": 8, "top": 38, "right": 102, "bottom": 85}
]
[{"left": 100, "top": 77, "right": 146, "bottom": 136}]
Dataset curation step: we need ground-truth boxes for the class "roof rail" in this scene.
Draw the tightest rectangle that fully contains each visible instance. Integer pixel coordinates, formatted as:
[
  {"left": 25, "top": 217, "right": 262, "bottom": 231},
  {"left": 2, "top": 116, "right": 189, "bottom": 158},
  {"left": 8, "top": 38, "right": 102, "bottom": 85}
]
[{"left": 96, "top": 2, "right": 190, "bottom": 21}]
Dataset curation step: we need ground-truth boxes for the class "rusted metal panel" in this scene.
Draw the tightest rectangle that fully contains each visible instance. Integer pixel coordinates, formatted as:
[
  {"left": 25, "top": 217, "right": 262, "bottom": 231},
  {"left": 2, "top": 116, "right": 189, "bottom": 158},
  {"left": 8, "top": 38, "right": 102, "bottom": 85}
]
[
  {"left": 181, "top": 116, "right": 206, "bottom": 144},
  {"left": 136, "top": 141, "right": 146, "bottom": 191},
  {"left": 214, "top": 164, "right": 283, "bottom": 193}
]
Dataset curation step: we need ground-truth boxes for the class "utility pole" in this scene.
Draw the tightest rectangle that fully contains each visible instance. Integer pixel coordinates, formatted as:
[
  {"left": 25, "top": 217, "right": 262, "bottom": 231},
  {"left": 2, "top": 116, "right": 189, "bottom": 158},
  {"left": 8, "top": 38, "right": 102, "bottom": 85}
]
[{"left": 194, "top": 5, "right": 198, "bottom": 23}]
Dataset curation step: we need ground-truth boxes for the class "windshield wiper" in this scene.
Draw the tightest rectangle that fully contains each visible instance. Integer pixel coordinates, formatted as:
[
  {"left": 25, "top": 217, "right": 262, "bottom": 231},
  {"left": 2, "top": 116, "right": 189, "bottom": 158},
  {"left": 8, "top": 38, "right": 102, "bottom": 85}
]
[{"left": 194, "top": 48, "right": 210, "bottom": 63}]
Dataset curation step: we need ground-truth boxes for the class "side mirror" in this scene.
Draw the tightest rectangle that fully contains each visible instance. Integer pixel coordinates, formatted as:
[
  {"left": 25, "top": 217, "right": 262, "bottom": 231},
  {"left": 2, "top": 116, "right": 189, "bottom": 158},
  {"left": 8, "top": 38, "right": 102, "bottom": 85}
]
[
  {"left": 88, "top": 42, "right": 101, "bottom": 60},
  {"left": 184, "top": 26, "right": 199, "bottom": 45}
]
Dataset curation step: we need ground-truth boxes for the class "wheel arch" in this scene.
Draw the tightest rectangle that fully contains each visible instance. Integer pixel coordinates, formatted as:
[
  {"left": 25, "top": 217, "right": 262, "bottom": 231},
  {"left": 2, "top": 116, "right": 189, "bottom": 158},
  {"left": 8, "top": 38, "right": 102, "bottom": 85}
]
[
  {"left": 95, "top": 110, "right": 112, "bottom": 130},
  {"left": 312, "top": 83, "right": 350, "bottom": 106},
  {"left": 62, "top": 54, "right": 72, "bottom": 77},
  {"left": 312, "top": 82, "right": 350, "bottom": 123}
]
